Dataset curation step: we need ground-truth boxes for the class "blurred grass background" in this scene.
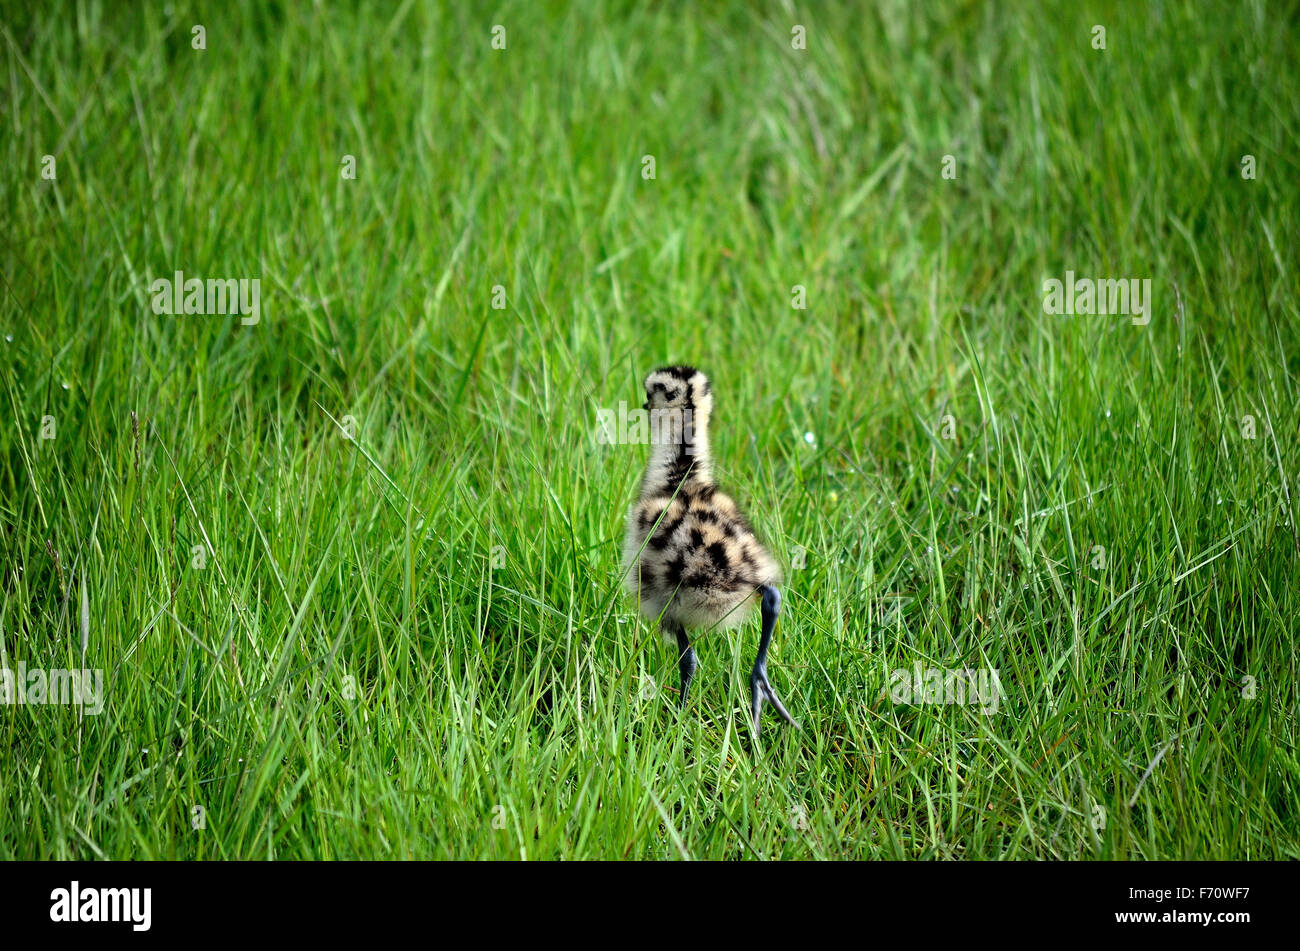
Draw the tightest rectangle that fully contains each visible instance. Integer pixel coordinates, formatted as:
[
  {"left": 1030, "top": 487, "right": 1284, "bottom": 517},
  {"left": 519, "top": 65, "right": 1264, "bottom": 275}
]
[{"left": 0, "top": 0, "right": 1297, "bottom": 858}]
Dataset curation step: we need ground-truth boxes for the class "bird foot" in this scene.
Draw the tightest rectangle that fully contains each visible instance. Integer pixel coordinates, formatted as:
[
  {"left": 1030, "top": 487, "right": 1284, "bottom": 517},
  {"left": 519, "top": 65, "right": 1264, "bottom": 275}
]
[{"left": 749, "top": 663, "right": 800, "bottom": 735}]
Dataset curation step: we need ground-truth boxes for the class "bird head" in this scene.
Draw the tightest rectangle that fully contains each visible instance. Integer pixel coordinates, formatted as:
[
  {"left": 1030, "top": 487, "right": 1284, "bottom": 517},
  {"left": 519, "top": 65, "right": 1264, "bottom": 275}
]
[{"left": 642, "top": 365, "right": 712, "bottom": 415}]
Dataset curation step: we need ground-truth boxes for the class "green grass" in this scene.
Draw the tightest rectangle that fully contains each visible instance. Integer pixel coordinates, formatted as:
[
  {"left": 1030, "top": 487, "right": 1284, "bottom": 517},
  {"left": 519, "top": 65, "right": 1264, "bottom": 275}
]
[{"left": 1, "top": 0, "right": 1297, "bottom": 860}]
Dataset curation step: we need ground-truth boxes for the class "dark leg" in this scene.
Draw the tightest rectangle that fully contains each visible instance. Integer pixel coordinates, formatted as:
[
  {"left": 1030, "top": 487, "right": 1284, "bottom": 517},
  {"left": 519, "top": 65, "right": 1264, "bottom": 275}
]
[
  {"left": 750, "top": 585, "right": 799, "bottom": 734},
  {"left": 666, "top": 620, "right": 698, "bottom": 707}
]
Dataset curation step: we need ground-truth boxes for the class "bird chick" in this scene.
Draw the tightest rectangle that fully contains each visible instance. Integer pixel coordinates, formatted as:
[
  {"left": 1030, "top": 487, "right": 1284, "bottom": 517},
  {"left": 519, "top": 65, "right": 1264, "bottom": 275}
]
[{"left": 622, "top": 365, "right": 798, "bottom": 734}]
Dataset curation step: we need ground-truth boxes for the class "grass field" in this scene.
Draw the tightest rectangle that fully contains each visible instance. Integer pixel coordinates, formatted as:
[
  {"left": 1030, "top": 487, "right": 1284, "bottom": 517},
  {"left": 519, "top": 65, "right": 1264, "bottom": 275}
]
[{"left": 1, "top": 0, "right": 1298, "bottom": 860}]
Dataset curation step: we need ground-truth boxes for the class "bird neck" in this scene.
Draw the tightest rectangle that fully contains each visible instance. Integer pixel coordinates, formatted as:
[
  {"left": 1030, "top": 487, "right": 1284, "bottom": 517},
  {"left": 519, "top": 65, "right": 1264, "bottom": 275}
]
[{"left": 643, "top": 405, "right": 712, "bottom": 496}]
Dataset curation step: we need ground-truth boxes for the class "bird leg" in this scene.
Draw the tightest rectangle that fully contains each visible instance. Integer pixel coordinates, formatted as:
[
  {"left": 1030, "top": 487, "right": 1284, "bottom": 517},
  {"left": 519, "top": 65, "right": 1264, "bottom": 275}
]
[
  {"left": 668, "top": 622, "right": 698, "bottom": 707},
  {"left": 750, "top": 585, "right": 799, "bottom": 734}
]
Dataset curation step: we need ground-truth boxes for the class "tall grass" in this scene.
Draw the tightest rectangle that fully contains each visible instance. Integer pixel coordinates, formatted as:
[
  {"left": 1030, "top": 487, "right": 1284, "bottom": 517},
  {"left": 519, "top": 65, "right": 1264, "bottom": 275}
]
[{"left": 1, "top": 0, "right": 1296, "bottom": 859}]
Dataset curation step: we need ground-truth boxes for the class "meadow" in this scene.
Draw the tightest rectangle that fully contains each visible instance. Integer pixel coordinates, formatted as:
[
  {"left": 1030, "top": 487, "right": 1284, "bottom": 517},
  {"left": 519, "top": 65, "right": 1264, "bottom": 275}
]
[{"left": 1, "top": 0, "right": 1297, "bottom": 859}]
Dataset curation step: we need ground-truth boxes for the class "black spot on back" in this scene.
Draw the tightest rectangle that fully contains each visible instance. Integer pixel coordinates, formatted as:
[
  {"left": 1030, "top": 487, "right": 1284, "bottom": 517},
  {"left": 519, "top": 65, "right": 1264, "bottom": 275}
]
[
  {"left": 687, "top": 483, "right": 715, "bottom": 502},
  {"left": 664, "top": 554, "right": 686, "bottom": 587},
  {"left": 650, "top": 515, "right": 683, "bottom": 550}
]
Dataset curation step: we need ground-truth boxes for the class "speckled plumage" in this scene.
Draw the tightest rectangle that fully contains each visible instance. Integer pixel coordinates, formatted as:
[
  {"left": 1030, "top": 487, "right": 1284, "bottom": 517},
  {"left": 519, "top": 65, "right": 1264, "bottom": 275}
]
[
  {"left": 622, "top": 367, "right": 779, "bottom": 635},
  {"left": 622, "top": 366, "right": 798, "bottom": 732}
]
